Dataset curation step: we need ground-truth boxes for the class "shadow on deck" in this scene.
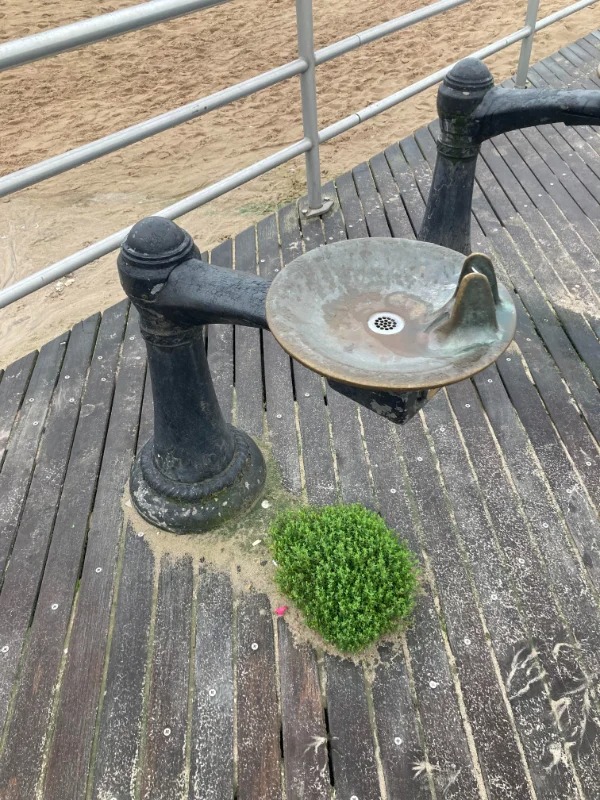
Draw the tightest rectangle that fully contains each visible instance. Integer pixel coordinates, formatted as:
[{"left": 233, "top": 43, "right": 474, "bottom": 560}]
[{"left": 1, "top": 32, "right": 600, "bottom": 800}]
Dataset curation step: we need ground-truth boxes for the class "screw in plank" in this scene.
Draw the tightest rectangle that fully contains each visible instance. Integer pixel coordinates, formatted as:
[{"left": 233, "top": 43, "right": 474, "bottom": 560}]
[
  {"left": 394, "top": 737, "right": 403, "bottom": 746},
  {"left": 208, "top": 689, "right": 216, "bottom": 697},
  {"left": 251, "top": 643, "right": 259, "bottom": 651},
  {"left": 1, "top": 645, "right": 9, "bottom": 654},
  {"left": 164, "top": 728, "right": 171, "bottom": 737},
  {"left": 51, "top": 603, "right": 59, "bottom": 610}
]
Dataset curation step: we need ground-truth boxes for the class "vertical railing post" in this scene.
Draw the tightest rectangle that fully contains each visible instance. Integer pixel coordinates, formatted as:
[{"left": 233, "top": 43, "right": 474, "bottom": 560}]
[
  {"left": 515, "top": 0, "right": 540, "bottom": 87},
  {"left": 295, "top": 0, "right": 333, "bottom": 217}
]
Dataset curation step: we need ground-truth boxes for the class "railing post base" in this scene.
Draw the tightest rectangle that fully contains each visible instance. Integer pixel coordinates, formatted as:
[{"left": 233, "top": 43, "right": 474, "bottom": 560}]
[{"left": 298, "top": 195, "right": 334, "bottom": 218}]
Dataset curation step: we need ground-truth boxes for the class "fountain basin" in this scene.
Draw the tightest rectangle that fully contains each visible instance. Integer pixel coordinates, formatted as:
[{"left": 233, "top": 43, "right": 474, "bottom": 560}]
[{"left": 266, "top": 238, "right": 516, "bottom": 406}]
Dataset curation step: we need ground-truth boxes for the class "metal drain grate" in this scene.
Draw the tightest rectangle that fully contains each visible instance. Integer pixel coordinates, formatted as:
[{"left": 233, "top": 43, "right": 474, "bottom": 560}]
[{"left": 367, "top": 312, "right": 405, "bottom": 335}]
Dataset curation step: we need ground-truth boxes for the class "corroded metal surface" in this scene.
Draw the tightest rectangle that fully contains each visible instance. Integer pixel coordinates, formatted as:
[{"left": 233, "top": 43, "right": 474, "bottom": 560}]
[{"left": 266, "top": 237, "right": 516, "bottom": 391}]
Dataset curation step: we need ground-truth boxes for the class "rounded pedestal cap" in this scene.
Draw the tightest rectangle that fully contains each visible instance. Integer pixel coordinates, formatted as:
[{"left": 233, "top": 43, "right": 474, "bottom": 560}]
[
  {"left": 444, "top": 58, "right": 494, "bottom": 92},
  {"left": 122, "top": 217, "right": 193, "bottom": 269},
  {"left": 118, "top": 216, "right": 195, "bottom": 303}
]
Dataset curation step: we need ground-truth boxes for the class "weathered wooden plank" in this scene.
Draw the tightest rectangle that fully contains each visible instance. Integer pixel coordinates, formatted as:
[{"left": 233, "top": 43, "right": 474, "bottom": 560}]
[
  {"left": 448, "top": 378, "right": 600, "bottom": 795},
  {"left": 352, "top": 161, "right": 393, "bottom": 238},
  {"left": 0, "top": 352, "right": 36, "bottom": 472},
  {"left": 398, "top": 412, "right": 534, "bottom": 799},
  {"left": 325, "top": 655, "right": 382, "bottom": 800},
  {"left": 576, "top": 36, "right": 600, "bottom": 77},
  {"left": 257, "top": 213, "right": 302, "bottom": 494},
  {"left": 424, "top": 390, "right": 583, "bottom": 797},
  {"left": 0, "top": 313, "right": 98, "bottom": 731},
  {"left": 363, "top": 400, "right": 483, "bottom": 797},
  {"left": 277, "top": 201, "right": 337, "bottom": 506},
  {"left": 0, "top": 333, "right": 66, "bottom": 580},
  {"left": 489, "top": 351, "right": 600, "bottom": 579},
  {"left": 384, "top": 143, "right": 426, "bottom": 232},
  {"left": 478, "top": 132, "right": 600, "bottom": 302},
  {"left": 368, "top": 151, "right": 416, "bottom": 239},
  {"left": 406, "top": 584, "right": 485, "bottom": 800},
  {"left": 189, "top": 569, "right": 234, "bottom": 800},
  {"left": 518, "top": 124, "right": 600, "bottom": 220},
  {"left": 490, "top": 131, "right": 600, "bottom": 279},
  {"left": 208, "top": 238, "right": 234, "bottom": 422},
  {"left": 451, "top": 374, "right": 600, "bottom": 663},
  {"left": 371, "top": 645, "right": 433, "bottom": 800},
  {"left": 40, "top": 308, "right": 147, "bottom": 800},
  {"left": 0, "top": 303, "right": 129, "bottom": 799},
  {"left": 320, "top": 175, "right": 374, "bottom": 508},
  {"left": 91, "top": 524, "right": 155, "bottom": 800},
  {"left": 138, "top": 365, "right": 154, "bottom": 452},
  {"left": 234, "top": 226, "right": 264, "bottom": 437},
  {"left": 139, "top": 554, "right": 193, "bottom": 800},
  {"left": 277, "top": 619, "right": 330, "bottom": 800},
  {"left": 236, "top": 592, "right": 282, "bottom": 800}
]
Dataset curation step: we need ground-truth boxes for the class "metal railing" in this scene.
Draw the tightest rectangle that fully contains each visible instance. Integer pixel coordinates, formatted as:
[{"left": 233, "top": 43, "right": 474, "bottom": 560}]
[{"left": 0, "top": 0, "right": 597, "bottom": 308}]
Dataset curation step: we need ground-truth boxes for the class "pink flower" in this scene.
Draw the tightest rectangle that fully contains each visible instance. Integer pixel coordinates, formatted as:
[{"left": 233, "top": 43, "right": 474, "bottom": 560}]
[{"left": 275, "top": 606, "right": 288, "bottom": 617}]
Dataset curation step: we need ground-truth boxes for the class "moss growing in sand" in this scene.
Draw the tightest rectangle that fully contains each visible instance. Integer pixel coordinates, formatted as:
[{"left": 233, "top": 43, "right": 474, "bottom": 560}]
[{"left": 269, "top": 504, "right": 419, "bottom": 653}]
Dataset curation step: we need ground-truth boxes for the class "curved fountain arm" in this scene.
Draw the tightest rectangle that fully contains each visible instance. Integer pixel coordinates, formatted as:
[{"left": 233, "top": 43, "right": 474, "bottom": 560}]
[
  {"left": 419, "top": 58, "right": 600, "bottom": 255},
  {"left": 151, "top": 257, "right": 272, "bottom": 330},
  {"left": 473, "top": 87, "right": 600, "bottom": 142}
]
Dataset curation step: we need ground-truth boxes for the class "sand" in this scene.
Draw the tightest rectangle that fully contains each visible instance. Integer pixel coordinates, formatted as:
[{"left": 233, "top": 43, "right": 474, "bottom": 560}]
[{"left": 1, "top": 0, "right": 598, "bottom": 366}]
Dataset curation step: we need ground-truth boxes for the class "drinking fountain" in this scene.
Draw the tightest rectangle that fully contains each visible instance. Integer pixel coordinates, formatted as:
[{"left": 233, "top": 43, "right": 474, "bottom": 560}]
[{"left": 118, "top": 58, "right": 600, "bottom": 533}]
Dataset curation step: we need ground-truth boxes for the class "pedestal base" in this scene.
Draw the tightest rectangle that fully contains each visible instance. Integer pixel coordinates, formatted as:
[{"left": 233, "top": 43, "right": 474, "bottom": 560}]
[{"left": 130, "top": 427, "right": 266, "bottom": 533}]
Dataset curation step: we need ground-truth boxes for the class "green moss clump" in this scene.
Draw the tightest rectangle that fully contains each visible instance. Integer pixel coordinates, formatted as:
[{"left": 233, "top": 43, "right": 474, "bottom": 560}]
[{"left": 269, "top": 504, "right": 419, "bottom": 652}]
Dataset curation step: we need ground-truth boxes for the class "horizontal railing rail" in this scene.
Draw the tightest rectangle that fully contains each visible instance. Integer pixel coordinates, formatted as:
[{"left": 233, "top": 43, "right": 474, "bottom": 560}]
[
  {"left": 0, "top": 0, "right": 597, "bottom": 309},
  {"left": 0, "top": 0, "right": 228, "bottom": 72}
]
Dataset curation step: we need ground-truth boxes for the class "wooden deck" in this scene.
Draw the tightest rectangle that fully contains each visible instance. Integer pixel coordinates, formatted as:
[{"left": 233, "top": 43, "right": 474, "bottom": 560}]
[{"left": 1, "top": 35, "right": 600, "bottom": 800}]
